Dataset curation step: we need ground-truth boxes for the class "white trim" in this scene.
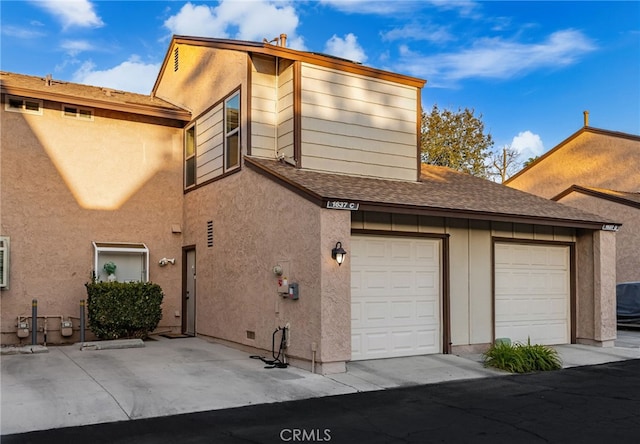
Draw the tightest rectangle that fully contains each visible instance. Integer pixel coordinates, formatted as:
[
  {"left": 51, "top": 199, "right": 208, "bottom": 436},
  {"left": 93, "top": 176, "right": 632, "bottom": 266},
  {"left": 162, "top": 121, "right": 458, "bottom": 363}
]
[
  {"left": 4, "top": 95, "right": 43, "bottom": 115},
  {"left": 92, "top": 242, "right": 149, "bottom": 282},
  {"left": 62, "top": 103, "right": 94, "bottom": 121},
  {"left": 0, "top": 236, "right": 9, "bottom": 289}
]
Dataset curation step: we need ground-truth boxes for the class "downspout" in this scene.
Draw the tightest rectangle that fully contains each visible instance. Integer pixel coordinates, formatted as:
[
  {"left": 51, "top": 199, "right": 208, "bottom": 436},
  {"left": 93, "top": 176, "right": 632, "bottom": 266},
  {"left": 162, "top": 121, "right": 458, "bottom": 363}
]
[{"left": 274, "top": 55, "right": 281, "bottom": 160}]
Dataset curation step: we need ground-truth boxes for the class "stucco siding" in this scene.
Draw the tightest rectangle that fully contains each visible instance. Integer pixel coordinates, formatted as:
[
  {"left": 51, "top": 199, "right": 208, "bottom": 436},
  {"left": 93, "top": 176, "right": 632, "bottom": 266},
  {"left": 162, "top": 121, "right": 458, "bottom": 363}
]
[
  {"left": 299, "top": 63, "right": 417, "bottom": 181},
  {"left": 559, "top": 193, "right": 639, "bottom": 282},
  {"left": 182, "top": 167, "right": 351, "bottom": 370},
  {"left": 0, "top": 100, "right": 184, "bottom": 344},
  {"left": 508, "top": 131, "right": 640, "bottom": 197}
]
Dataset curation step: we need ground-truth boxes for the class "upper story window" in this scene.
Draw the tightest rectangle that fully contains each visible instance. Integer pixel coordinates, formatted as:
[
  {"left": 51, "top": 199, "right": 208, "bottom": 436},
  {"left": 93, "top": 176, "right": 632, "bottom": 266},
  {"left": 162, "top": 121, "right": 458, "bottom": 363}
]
[
  {"left": 225, "top": 92, "right": 240, "bottom": 171},
  {"left": 184, "top": 125, "right": 196, "bottom": 188},
  {"left": 184, "top": 89, "right": 241, "bottom": 190},
  {"left": 5, "top": 95, "right": 43, "bottom": 115},
  {"left": 62, "top": 104, "right": 94, "bottom": 121}
]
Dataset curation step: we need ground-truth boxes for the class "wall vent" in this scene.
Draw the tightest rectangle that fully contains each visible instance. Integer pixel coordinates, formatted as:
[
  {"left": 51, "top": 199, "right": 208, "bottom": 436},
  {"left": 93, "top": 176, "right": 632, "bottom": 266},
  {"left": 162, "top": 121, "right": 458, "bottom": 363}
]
[
  {"left": 174, "top": 47, "right": 179, "bottom": 72},
  {"left": 207, "top": 221, "right": 213, "bottom": 247}
]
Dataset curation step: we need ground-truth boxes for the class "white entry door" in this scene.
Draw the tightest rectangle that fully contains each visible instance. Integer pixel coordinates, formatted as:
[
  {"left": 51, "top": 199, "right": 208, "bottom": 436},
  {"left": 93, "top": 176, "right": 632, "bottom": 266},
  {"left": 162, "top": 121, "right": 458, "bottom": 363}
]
[
  {"left": 351, "top": 235, "right": 441, "bottom": 361},
  {"left": 494, "top": 243, "right": 571, "bottom": 345}
]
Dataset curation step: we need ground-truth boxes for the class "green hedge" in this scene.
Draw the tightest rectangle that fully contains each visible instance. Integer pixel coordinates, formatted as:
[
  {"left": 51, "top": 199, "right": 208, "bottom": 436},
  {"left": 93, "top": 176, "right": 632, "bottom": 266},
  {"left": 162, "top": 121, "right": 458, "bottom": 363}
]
[{"left": 85, "top": 281, "right": 164, "bottom": 340}]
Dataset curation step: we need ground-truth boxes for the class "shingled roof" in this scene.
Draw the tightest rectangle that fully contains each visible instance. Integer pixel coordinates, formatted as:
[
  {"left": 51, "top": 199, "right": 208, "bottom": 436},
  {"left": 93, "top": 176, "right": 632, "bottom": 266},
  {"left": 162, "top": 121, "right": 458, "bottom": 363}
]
[
  {"left": 245, "top": 157, "right": 620, "bottom": 230},
  {"left": 0, "top": 71, "right": 190, "bottom": 121}
]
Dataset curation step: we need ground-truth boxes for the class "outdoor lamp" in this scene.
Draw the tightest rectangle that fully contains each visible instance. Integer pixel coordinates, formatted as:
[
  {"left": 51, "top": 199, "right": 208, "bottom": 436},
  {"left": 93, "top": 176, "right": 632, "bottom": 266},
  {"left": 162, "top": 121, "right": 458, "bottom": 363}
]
[{"left": 331, "top": 242, "right": 347, "bottom": 266}]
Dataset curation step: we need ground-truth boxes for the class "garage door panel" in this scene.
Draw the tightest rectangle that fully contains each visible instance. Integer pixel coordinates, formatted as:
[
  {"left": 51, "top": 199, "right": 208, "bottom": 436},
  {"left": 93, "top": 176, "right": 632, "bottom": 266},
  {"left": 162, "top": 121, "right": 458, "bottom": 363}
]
[
  {"left": 351, "top": 236, "right": 441, "bottom": 360},
  {"left": 495, "top": 243, "right": 570, "bottom": 345}
]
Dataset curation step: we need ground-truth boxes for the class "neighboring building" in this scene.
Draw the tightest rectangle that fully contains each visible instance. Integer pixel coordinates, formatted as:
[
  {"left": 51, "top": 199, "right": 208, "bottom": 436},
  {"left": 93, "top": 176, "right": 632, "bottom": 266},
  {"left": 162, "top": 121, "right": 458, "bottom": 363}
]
[
  {"left": 0, "top": 36, "right": 620, "bottom": 374},
  {"left": 506, "top": 120, "right": 640, "bottom": 283}
]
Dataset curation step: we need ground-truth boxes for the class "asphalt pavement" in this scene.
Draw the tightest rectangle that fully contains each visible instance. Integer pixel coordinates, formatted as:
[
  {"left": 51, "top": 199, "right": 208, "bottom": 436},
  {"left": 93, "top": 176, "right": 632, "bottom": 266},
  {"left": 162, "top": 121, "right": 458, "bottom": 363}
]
[
  {"left": 3, "top": 358, "right": 640, "bottom": 443},
  {"left": 2, "top": 330, "right": 640, "bottom": 442}
]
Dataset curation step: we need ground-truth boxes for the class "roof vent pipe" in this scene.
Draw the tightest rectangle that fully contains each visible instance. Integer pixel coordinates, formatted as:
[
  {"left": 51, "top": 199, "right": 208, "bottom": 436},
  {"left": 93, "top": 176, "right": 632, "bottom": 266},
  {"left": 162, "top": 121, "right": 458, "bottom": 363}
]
[
  {"left": 45, "top": 74, "right": 52, "bottom": 86},
  {"left": 583, "top": 110, "right": 589, "bottom": 127},
  {"left": 279, "top": 34, "right": 287, "bottom": 47}
]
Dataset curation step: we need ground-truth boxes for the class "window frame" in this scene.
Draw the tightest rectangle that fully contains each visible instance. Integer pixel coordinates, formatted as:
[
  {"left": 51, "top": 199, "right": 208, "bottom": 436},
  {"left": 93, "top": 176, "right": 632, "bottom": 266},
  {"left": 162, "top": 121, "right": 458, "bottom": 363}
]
[
  {"left": 0, "top": 236, "right": 9, "bottom": 290},
  {"left": 62, "top": 104, "right": 94, "bottom": 121},
  {"left": 224, "top": 91, "right": 241, "bottom": 172},
  {"left": 92, "top": 242, "right": 149, "bottom": 283},
  {"left": 184, "top": 123, "right": 196, "bottom": 189},
  {"left": 5, "top": 95, "right": 43, "bottom": 115}
]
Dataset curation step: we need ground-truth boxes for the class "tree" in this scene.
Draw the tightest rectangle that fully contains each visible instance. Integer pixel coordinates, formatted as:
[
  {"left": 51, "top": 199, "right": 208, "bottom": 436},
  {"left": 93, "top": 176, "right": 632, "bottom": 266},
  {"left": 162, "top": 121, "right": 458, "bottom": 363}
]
[
  {"left": 490, "top": 145, "right": 522, "bottom": 183},
  {"left": 523, "top": 156, "right": 539, "bottom": 167},
  {"left": 421, "top": 104, "right": 494, "bottom": 178}
]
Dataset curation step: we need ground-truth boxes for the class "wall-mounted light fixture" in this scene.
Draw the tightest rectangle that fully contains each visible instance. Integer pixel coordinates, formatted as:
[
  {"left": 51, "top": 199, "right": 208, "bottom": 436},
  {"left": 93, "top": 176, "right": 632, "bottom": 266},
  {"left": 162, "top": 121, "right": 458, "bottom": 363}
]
[
  {"left": 159, "top": 258, "right": 175, "bottom": 267},
  {"left": 331, "top": 242, "right": 347, "bottom": 266}
]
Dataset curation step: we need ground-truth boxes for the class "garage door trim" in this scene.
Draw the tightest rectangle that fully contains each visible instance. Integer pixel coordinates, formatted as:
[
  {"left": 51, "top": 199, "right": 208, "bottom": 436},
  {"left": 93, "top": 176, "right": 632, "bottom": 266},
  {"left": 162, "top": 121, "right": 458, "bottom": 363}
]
[
  {"left": 492, "top": 237, "right": 576, "bottom": 344},
  {"left": 351, "top": 229, "right": 451, "bottom": 355}
]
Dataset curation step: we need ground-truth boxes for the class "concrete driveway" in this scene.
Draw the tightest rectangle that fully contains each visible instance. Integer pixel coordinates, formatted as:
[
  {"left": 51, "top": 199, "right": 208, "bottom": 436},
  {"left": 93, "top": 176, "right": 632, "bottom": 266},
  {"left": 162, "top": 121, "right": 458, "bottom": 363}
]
[{"left": 2, "top": 332, "right": 639, "bottom": 435}]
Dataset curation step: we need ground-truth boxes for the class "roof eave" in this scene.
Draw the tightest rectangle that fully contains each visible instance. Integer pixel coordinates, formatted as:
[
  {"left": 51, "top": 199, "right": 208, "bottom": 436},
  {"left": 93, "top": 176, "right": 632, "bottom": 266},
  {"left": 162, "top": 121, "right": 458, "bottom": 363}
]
[
  {"left": 245, "top": 157, "right": 618, "bottom": 231},
  {"left": 2, "top": 84, "right": 191, "bottom": 121},
  {"left": 152, "top": 35, "right": 426, "bottom": 95}
]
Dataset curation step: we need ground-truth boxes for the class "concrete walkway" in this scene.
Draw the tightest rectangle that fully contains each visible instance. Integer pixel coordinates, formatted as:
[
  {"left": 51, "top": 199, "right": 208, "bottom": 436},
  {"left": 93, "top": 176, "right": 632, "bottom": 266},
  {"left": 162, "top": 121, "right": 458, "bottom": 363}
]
[{"left": 1, "top": 332, "right": 639, "bottom": 436}]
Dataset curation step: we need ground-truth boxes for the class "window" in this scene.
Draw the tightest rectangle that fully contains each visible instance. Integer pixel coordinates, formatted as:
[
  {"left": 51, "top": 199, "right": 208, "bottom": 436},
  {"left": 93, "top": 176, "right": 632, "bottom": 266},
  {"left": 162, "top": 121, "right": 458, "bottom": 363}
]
[
  {"left": 62, "top": 104, "right": 94, "bottom": 120},
  {"left": 92, "top": 242, "right": 149, "bottom": 283},
  {"left": 184, "top": 125, "right": 196, "bottom": 188},
  {"left": 5, "top": 95, "right": 43, "bottom": 115},
  {"left": 0, "top": 236, "right": 9, "bottom": 290},
  {"left": 225, "top": 92, "right": 240, "bottom": 171}
]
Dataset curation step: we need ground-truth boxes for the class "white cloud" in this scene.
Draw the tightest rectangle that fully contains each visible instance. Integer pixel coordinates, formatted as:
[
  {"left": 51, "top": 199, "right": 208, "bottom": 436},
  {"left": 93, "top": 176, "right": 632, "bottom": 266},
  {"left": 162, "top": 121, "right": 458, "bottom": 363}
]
[
  {"left": 324, "top": 33, "right": 367, "bottom": 63},
  {"left": 61, "top": 40, "right": 95, "bottom": 56},
  {"left": 381, "top": 23, "right": 454, "bottom": 44},
  {"left": 396, "top": 29, "right": 596, "bottom": 86},
  {"left": 320, "top": 0, "right": 478, "bottom": 16},
  {"left": 1, "top": 25, "right": 45, "bottom": 39},
  {"left": 164, "top": 1, "right": 304, "bottom": 49},
  {"left": 72, "top": 57, "right": 160, "bottom": 94},
  {"left": 511, "top": 131, "right": 545, "bottom": 160},
  {"left": 33, "top": 0, "right": 104, "bottom": 29}
]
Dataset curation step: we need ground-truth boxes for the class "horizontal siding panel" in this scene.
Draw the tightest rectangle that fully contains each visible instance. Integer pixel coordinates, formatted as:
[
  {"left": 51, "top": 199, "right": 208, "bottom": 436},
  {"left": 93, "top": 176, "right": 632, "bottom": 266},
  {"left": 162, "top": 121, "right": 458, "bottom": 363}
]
[
  {"left": 252, "top": 96, "right": 275, "bottom": 114},
  {"left": 197, "top": 143, "right": 222, "bottom": 165},
  {"left": 301, "top": 117, "right": 415, "bottom": 147},
  {"left": 252, "top": 83, "right": 275, "bottom": 100},
  {"left": 252, "top": 121, "right": 275, "bottom": 137},
  {"left": 197, "top": 155, "right": 223, "bottom": 181},
  {"left": 302, "top": 75, "right": 416, "bottom": 111},
  {"left": 197, "top": 121, "right": 223, "bottom": 147},
  {"left": 198, "top": 166, "right": 223, "bottom": 183},
  {"left": 197, "top": 105, "right": 222, "bottom": 130},
  {"left": 278, "top": 118, "right": 294, "bottom": 136},
  {"left": 303, "top": 143, "right": 414, "bottom": 169},
  {"left": 198, "top": 130, "right": 223, "bottom": 155},
  {"left": 252, "top": 134, "right": 275, "bottom": 151},
  {"left": 302, "top": 91, "right": 416, "bottom": 123},
  {"left": 302, "top": 63, "right": 416, "bottom": 99},
  {"left": 252, "top": 108, "right": 275, "bottom": 126},
  {"left": 302, "top": 155, "right": 415, "bottom": 181}
]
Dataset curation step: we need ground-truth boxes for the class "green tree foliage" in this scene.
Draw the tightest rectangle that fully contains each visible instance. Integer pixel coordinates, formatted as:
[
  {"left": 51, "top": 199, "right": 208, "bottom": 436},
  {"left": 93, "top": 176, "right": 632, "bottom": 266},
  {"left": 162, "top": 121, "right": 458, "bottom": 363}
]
[{"left": 421, "top": 105, "right": 494, "bottom": 178}]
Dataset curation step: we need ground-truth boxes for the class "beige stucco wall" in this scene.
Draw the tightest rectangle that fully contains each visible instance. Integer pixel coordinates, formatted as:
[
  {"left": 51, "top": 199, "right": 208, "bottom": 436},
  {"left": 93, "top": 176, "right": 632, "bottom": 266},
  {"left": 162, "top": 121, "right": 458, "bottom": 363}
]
[
  {"left": 507, "top": 131, "right": 640, "bottom": 197},
  {"left": 182, "top": 165, "right": 351, "bottom": 373},
  {"left": 155, "top": 44, "right": 248, "bottom": 120},
  {"left": 576, "top": 229, "right": 617, "bottom": 346},
  {"left": 558, "top": 193, "right": 639, "bottom": 282},
  {"left": 0, "top": 98, "right": 185, "bottom": 345},
  {"left": 352, "top": 212, "right": 615, "bottom": 350}
]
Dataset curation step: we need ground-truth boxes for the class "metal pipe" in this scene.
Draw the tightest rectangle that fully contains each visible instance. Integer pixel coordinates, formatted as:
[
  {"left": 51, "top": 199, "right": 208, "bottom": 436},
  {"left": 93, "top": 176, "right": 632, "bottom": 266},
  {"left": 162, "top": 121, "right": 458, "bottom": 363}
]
[
  {"left": 31, "top": 299, "right": 37, "bottom": 345},
  {"left": 80, "top": 300, "right": 86, "bottom": 343}
]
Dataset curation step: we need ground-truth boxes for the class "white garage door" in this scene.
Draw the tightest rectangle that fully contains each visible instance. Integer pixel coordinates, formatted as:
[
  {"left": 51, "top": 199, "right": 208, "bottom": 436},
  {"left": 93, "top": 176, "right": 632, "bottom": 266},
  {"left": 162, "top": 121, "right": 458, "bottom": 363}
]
[
  {"left": 351, "top": 235, "right": 441, "bottom": 361},
  {"left": 494, "top": 243, "right": 570, "bottom": 345}
]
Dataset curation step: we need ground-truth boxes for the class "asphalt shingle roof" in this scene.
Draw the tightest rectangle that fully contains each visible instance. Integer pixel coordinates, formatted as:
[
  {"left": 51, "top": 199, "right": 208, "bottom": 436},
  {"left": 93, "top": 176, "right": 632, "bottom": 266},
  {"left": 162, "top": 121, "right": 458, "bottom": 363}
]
[
  {"left": 246, "top": 157, "right": 619, "bottom": 229},
  {"left": 0, "top": 71, "right": 189, "bottom": 118}
]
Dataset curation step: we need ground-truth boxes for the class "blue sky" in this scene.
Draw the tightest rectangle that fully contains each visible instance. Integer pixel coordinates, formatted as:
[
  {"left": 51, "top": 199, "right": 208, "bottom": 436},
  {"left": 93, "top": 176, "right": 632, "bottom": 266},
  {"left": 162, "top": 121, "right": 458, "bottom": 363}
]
[{"left": 1, "top": 1, "right": 639, "bottom": 161}]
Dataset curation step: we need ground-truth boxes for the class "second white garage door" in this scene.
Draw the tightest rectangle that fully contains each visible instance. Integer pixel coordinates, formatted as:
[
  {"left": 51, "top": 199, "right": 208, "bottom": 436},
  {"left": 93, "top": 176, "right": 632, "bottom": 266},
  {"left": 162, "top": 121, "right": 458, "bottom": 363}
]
[
  {"left": 351, "top": 235, "right": 441, "bottom": 361},
  {"left": 494, "top": 242, "right": 571, "bottom": 346}
]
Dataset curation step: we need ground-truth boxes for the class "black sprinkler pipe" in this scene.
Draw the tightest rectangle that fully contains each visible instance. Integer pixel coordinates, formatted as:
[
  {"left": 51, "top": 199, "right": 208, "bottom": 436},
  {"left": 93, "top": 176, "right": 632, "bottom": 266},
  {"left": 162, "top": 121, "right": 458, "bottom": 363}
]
[{"left": 31, "top": 299, "right": 37, "bottom": 345}]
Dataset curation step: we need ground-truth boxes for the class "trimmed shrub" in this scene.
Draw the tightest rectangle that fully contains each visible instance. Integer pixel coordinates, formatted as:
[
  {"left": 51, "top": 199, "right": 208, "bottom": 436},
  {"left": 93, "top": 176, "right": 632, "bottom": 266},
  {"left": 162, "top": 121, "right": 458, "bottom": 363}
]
[
  {"left": 483, "top": 338, "right": 562, "bottom": 373},
  {"left": 86, "top": 281, "right": 164, "bottom": 340}
]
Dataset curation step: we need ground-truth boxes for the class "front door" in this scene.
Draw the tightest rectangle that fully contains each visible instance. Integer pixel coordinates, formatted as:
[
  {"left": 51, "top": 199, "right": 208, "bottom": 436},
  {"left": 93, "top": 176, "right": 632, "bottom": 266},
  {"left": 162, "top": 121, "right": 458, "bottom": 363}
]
[{"left": 183, "top": 248, "right": 196, "bottom": 336}]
